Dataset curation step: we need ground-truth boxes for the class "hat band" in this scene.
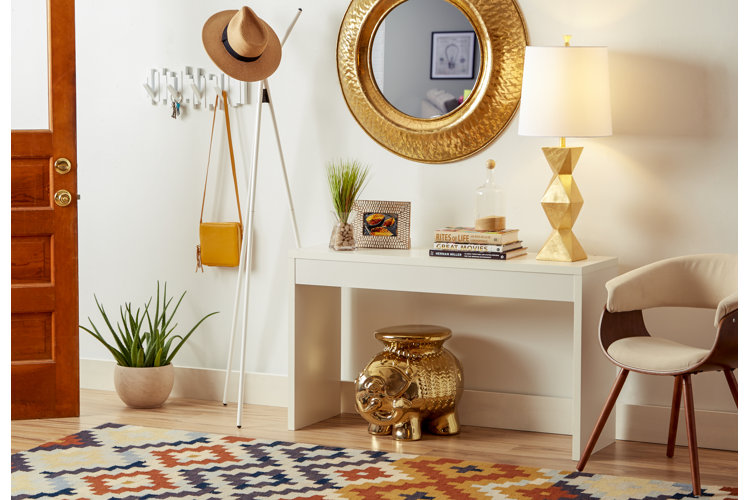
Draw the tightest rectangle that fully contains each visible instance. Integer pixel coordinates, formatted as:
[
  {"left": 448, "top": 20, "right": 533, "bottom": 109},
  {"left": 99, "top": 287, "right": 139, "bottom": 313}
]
[{"left": 222, "top": 26, "right": 262, "bottom": 63}]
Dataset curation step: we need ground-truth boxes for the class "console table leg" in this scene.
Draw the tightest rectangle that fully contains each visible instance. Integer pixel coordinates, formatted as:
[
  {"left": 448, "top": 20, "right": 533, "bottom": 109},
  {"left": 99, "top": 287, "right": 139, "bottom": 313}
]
[
  {"left": 288, "top": 283, "right": 342, "bottom": 430},
  {"left": 572, "top": 267, "right": 618, "bottom": 460}
]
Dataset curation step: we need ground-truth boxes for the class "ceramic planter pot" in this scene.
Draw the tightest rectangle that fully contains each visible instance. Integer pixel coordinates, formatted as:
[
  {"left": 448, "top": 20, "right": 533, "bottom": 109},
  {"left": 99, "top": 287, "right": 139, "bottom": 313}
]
[{"left": 113, "top": 364, "right": 175, "bottom": 408}]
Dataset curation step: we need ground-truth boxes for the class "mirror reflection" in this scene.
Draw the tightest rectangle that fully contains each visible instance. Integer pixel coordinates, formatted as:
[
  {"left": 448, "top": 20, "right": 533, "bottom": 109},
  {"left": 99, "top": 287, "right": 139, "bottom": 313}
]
[{"left": 371, "top": 0, "right": 480, "bottom": 119}]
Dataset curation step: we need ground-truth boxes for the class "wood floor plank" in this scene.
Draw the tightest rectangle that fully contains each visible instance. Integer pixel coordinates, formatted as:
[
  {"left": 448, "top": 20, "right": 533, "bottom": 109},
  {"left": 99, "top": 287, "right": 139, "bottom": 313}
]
[{"left": 10, "top": 389, "right": 737, "bottom": 488}]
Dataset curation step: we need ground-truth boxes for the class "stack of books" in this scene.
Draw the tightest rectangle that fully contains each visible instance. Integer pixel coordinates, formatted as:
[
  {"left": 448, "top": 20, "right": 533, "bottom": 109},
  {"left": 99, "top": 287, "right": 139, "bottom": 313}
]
[{"left": 430, "top": 227, "right": 527, "bottom": 260}]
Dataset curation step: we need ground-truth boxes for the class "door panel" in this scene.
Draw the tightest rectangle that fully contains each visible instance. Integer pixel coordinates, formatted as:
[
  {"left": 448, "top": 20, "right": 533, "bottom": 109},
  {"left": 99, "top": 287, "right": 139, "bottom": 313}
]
[
  {"left": 11, "top": 313, "right": 54, "bottom": 361},
  {"left": 11, "top": 236, "right": 53, "bottom": 284},
  {"left": 11, "top": 0, "right": 79, "bottom": 420},
  {"left": 11, "top": 158, "right": 53, "bottom": 207}
]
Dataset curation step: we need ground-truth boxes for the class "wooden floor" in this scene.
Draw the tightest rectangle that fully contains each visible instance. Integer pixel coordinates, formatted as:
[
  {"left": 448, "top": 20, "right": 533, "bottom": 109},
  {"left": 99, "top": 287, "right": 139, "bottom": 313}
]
[{"left": 11, "top": 389, "right": 737, "bottom": 488}]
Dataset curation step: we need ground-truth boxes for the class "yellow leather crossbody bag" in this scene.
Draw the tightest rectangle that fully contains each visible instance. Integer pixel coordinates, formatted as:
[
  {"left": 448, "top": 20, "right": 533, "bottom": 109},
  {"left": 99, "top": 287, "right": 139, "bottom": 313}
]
[{"left": 197, "top": 91, "right": 243, "bottom": 271}]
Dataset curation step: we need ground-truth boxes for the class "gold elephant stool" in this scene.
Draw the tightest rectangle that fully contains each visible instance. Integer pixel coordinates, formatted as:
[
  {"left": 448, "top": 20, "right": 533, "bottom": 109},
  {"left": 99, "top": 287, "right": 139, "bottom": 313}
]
[{"left": 355, "top": 324, "right": 464, "bottom": 441}]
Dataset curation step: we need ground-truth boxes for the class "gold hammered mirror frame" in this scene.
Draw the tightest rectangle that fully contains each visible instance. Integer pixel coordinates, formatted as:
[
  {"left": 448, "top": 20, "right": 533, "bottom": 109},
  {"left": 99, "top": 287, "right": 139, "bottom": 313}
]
[{"left": 337, "top": 0, "right": 528, "bottom": 164}]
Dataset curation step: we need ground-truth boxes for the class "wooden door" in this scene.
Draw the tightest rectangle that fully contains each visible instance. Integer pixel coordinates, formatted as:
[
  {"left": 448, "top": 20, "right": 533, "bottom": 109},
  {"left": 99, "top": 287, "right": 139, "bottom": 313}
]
[{"left": 11, "top": 0, "right": 79, "bottom": 419}]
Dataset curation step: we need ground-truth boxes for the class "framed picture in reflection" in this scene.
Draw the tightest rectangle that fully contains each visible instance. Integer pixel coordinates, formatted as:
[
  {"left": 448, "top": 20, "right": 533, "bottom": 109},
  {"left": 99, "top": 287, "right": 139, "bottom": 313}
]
[{"left": 430, "top": 31, "right": 476, "bottom": 79}]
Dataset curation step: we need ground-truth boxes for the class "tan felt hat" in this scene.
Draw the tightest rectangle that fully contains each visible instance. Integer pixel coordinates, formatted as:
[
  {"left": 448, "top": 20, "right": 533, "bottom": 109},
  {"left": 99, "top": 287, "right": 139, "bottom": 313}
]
[{"left": 202, "top": 6, "right": 281, "bottom": 82}]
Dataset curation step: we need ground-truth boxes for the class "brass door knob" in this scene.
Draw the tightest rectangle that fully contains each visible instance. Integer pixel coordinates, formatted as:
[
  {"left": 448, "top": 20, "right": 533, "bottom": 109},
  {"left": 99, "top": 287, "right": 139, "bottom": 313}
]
[
  {"left": 54, "top": 189, "right": 73, "bottom": 207},
  {"left": 54, "top": 157, "right": 72, "bottom": 174}
]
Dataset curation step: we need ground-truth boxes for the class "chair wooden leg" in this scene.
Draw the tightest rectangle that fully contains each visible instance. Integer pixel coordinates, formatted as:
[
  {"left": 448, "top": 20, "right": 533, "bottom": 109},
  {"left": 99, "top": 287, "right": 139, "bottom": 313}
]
[
  {"left": 682, "top": 374, "right": 701, "bottom": 497},
  {"left": 576, "top": 368, "right": 629, "bottom": 472},
  {"left": 723, "top": 369, "right": 738, "bottom": 407},
  {"left": 666, "top": 375, "right": 682, "bottom": 458}
]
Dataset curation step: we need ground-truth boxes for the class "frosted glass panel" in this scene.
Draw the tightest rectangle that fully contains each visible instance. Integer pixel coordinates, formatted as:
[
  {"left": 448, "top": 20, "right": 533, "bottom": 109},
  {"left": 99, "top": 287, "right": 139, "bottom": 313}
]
[{"left": 11, "top": 0, "right": 50, "bottom": 130}]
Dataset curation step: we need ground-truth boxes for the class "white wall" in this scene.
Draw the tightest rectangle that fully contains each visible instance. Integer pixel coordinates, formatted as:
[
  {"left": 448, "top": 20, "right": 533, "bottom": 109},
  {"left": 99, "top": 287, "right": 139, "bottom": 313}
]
[{"left": 70, "top": 0, "right": 737, "bottom": 438}]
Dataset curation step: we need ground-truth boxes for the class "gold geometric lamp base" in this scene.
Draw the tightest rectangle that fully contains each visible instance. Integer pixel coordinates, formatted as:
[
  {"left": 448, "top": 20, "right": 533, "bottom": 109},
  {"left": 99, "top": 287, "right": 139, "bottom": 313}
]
[{"left": 536, "top": 146, "right": 587, "bottom": 262}]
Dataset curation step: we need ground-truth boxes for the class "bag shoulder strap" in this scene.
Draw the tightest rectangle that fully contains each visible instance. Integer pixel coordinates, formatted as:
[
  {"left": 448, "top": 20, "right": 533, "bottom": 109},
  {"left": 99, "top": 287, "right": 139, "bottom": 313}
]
[{"left": 199, "top": 91, "right": 243, "bottom": 228}]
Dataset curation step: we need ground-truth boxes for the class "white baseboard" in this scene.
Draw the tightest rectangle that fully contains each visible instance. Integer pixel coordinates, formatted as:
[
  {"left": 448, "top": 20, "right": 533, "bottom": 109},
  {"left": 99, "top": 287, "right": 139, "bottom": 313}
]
[
  {"left": 79, "top": 358, "right": 287, "bottom": 407},
  {"left": 80, "top": 359, "right": 736, "bottom": 450},
  {"left": 615, "top": 403, "right": 737, "bottom": 451}
]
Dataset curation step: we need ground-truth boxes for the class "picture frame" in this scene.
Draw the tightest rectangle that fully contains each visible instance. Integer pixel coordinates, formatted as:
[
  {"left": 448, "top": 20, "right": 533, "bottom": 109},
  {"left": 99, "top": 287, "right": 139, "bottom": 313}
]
[
  {"left": 353, "top": 200, "right": 411, "bottom": 249},
  {"left": 430, "top": 31, "right": 476, "bottom": 79}
]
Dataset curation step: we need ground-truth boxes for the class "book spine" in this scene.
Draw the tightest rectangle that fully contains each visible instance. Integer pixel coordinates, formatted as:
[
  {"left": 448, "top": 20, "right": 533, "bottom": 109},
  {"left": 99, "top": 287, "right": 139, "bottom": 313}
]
[
  {"left": 429, "top": 249, "right": 508, "bottom": 260},
  {"left": 434, "top": 230, "right": 518, "bottom": 245},
  {"left": 433, "top": 242, "right": 521, "bottom": 252}
]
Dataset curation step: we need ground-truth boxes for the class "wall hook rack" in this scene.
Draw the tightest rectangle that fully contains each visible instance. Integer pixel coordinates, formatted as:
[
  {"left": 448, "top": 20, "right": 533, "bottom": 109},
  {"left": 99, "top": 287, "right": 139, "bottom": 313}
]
[
  {"left": 143, "top": 68, "right": 160, "bottom": 104},
  {"left": 144, "top": 66, "right": 251, "bottom": 112},
  {"left": 167, "top": 85, "right": 181, "bottom": 101}
]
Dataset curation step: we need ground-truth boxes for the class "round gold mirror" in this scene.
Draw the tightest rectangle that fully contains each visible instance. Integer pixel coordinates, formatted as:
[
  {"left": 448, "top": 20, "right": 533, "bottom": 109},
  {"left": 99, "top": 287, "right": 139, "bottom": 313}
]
[{"left": 337, "top": 0, "right": 527, "bottom": 164}]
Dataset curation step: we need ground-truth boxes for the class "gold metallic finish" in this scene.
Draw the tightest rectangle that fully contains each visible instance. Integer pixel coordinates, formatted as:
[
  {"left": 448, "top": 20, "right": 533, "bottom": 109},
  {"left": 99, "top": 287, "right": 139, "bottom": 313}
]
[
  {"left": 54, "top": 157, "right": 72, "bottom": 174},
  {"left": 336, "top": 0, "right": 528, "bottom": 164},
  {"left": 536, "top": 147, "right": 587, "bottom": 262},
  {"left": 355, "top": 325, "right": 463, "bottom": 441},
  {"left": 54, "top": 189, "right": 73, "bottom": 207}
]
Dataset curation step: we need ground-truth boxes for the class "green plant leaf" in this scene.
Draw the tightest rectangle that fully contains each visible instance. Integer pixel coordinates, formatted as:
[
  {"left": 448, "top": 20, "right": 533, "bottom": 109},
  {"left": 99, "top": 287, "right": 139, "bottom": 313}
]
[
  {"left": 164, "top": 291, "right": 185, "bottom": 332},
  {"left": 164, "top": 311, "right": 219, "bottom": 364},
  {"left": 155, "top": 281, "right": 163, "bottom": 327},
  {"left": 79, "top": 323, "right": 129, "bottom": 366},
  {"left": 326, "top": 159, "right": 370, "bottom": 223},
  {"left": 95, "top": 296, "right": 120, "bottom": 340}
]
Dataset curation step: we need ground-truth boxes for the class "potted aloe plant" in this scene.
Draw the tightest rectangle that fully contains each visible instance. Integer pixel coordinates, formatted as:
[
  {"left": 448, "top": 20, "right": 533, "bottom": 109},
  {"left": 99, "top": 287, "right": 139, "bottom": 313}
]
[
  {"left": 326, "top": 159, "right": 370, "bottom": 250},
  {"left": 80, "top": 282, "right": 218, "bottom": 408}
]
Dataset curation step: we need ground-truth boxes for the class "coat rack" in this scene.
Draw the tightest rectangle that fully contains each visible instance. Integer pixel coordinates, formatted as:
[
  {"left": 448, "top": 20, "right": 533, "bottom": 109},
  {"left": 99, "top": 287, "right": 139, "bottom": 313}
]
[{"left": 220, "top": 8, "right": 303, "bottom": 428}]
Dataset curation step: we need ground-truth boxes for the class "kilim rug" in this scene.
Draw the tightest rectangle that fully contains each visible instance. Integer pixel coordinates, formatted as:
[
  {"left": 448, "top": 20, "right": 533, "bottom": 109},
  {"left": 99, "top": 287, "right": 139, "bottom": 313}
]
[{"left": 11, "top": 423, "right": 737, "bottom": 499}]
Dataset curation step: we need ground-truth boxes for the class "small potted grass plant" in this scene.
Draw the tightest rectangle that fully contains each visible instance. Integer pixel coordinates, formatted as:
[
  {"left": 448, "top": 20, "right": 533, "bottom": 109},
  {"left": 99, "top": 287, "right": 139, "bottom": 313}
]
[
  {"left": 80, "top": 282, "right": 218, "bottom": 408},
  {"left": 326, "top": 159, "right": 370, "bottom": 250}
]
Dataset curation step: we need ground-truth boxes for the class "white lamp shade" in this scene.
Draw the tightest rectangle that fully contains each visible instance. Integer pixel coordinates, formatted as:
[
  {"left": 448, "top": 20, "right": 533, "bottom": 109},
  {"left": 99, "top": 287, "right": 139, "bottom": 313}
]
[{"left": 518, "top": 46, "right": 612, "bottom": 137}]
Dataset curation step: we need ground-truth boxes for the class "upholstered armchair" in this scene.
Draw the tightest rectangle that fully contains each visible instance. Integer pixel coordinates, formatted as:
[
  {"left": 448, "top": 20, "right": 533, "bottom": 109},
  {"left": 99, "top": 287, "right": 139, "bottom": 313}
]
[{"left": 576, "top": 254, "right": 738, "bottom": 496}]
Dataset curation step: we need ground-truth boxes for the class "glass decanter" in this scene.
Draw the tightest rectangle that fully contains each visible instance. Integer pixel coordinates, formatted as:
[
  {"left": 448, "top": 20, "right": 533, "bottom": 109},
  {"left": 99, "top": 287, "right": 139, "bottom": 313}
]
[{"left": 474, "top": 159, "right": 506, "bottom": 231}]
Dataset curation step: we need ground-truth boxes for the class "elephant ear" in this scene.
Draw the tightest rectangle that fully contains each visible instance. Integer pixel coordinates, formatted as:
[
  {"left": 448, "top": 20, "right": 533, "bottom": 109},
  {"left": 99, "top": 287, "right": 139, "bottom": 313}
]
[
  {"left": 402, "top": 381, "right": 419, "bottom": 400},
  {"left": 370, "top": 366, "right": 410, "bottom": 398}
]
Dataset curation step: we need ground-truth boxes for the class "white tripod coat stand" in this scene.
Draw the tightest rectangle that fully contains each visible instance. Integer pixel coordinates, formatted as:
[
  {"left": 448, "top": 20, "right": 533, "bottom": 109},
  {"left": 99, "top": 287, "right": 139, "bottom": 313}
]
[{"left": 221, "top": 10, "right": 302, "bottom": 428}]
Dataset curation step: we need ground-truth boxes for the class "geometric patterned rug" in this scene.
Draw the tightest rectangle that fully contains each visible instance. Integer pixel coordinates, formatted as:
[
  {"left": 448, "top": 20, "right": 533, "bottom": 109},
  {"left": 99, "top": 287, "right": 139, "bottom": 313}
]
[{"left": 11, "top": 423, "right": 738, "bottom": 499}]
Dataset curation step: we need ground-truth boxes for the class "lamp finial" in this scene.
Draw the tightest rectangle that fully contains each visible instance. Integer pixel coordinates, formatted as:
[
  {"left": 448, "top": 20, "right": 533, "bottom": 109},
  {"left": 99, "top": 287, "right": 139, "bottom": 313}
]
[{"left": 563, "top": 34, "right": 572, "bottom": 47}]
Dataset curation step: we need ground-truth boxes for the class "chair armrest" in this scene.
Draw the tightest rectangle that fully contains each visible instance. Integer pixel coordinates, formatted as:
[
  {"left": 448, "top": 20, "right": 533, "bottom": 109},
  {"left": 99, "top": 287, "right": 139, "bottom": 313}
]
[
  {"left": 599, "top": 308, "right": 650, "bottom": 352},
  {"left": 715, "top": 292, "right": 738, "bottom": 327},
  {"left": 700, "top": 308, "right": 738, "bottom": 371}
]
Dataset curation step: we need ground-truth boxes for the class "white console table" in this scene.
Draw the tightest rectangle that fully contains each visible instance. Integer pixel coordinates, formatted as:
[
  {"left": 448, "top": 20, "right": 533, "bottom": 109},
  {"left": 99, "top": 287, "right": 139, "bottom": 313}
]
[{"left": 288, "top": 247, "right": 618, "bottom": 460}]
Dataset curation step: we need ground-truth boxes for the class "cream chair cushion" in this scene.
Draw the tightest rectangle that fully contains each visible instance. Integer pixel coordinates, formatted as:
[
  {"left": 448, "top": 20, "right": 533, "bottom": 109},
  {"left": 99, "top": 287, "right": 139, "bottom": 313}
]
[
  {"left": 607, "top": 337, "right": 710, "bottom": 373},
  {"left": 605, "top": 254, "right": 737, "bottom": 327}
]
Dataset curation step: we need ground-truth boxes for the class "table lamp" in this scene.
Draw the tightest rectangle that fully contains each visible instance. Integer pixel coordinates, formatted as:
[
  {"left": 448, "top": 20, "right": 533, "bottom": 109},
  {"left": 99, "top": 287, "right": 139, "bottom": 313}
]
[{"left": 518, "top": 36, "right": 612, "bottom": 262}]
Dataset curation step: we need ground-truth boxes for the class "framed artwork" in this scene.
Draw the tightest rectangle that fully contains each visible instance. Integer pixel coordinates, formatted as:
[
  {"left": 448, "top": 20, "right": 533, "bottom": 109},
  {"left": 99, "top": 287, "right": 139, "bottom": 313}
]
[
  {"left": 430, "top": 31, "right": 476, "bottom": 79},
  {"left": 353, "top": 200, "right": 411, "bottom": 249}
]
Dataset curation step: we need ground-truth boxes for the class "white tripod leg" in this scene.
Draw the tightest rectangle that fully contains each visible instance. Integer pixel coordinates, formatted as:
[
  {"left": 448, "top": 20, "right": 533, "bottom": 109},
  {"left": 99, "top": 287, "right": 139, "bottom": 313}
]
[
  {"left": 222, "top": 93, "right": 250, "bottom": 405},
  {"left": 222, "top": 200, "right": 250, "bottom": 405},
  {"left": 262, "top": 79, "right": 301, "bottom": 248},
  {"left": 235, "top": 82, "right": 264, "bottom": 427}
]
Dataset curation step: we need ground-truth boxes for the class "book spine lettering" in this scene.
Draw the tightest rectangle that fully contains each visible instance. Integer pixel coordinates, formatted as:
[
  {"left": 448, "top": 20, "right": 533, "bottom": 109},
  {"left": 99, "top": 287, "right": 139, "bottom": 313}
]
[
  {"left": 433, "top": 242, "right": 521, "bottom": 252},
  {"left": 433, "top": 230, "right": 519, "bottom": 245},
  {"left": 434, "top": 232, "right": 502, "bottom": 244},
  {"left": 429, "top": 249, "right": 508, "bottom": 260}
]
